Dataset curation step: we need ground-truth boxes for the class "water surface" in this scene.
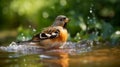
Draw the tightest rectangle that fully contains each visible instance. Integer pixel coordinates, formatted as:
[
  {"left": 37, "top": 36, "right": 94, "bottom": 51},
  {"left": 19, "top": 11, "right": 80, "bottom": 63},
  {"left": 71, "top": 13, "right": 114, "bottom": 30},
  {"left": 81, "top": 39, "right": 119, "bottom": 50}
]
[{"left": 0, "top": 41, "right": 120, "bottom": 67}]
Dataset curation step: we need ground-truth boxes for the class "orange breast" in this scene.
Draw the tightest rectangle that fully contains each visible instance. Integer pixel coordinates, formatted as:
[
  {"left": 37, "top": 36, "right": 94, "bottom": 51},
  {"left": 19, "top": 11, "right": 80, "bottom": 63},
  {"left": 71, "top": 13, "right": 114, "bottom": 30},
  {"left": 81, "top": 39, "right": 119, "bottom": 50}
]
[
  {"left": 58, "top": 28, "right": 68, "bottom": 42},
  {"left": 51, "top": 26, "right": 68, "bottom": 42}
]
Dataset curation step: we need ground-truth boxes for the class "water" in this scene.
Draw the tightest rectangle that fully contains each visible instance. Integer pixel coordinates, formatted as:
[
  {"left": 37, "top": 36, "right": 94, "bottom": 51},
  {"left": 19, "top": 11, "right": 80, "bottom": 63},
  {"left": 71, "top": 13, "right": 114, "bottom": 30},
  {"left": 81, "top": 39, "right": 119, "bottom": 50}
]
[{"left": 0, "top": 41, "right": 120, "bottom": 67}]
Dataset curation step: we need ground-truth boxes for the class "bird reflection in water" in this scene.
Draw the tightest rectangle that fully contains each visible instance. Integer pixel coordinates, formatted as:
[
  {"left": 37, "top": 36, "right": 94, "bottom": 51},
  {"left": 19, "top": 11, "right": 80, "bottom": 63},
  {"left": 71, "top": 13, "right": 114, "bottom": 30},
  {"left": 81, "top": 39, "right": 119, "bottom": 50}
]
[{"left": 39, "top": 50, "right": 69, "bottom": 67}]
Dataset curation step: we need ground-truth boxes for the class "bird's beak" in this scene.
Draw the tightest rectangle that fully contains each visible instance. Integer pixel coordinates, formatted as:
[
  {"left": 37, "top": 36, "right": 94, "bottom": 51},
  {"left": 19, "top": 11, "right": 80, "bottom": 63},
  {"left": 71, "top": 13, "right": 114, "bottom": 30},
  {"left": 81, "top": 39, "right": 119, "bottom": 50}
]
[{"left": 65, "top": 18, "right": 70, "bottom": 23}]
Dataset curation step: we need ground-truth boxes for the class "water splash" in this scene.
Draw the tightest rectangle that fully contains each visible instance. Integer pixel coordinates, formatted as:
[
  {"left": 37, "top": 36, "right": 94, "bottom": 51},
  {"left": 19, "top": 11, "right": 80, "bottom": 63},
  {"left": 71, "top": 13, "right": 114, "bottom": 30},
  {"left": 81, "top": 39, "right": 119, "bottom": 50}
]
[
  {"left": 18, "top": 33, "right": 29, "bottom": 41},
  {"left": 0, "top": 40, "right": 94, "bottom": 55},
  {"left": 28, "top": 25, "right": 36, "bottom": 32},
  {"left": 0, "top": 42, "right": 41, "bottom": 55},
  {"left": 17, "top": 25, "right": 37, "bottom": 41},
  {"left": 87, "top": 3, "right": 96, "bottom": 25}
]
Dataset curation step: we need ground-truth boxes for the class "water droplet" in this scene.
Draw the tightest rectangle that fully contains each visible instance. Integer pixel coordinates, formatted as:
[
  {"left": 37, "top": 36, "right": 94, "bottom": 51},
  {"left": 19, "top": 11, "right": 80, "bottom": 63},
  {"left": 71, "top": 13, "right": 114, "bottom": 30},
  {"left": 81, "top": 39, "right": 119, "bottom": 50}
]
[
  {"left": 90, "top": 10, "right": 93, "bottom": 13},
  {"left": 115, "top": 31, "right": 120, "bottom": 35},
  {"left": 21, "top": 33, "right": 24, "bottom": 36},
  {"left": 42, "top": 12, "right": 49, "bottom": 18},
  {"left": 29, "top": 25, "right": 32, "bottom": 28},
  {"left": 60, "top": 0, "right": 67, "bottom": 6},
  {"left": 33, "top": 28, "right": 36, "bottom": 32},
  {"left": 87, "top": 16, "right": 90, "bottom": 19},
  {"left": 22, "top": 36, "right": 26, "bottom": 41}
]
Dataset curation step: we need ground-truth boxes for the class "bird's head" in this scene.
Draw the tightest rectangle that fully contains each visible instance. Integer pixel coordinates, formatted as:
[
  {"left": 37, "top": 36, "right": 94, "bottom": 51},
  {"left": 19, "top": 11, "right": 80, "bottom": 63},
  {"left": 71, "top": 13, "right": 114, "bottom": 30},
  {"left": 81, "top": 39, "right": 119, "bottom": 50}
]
[{"left": 52, "top": 15, "right": 70, "bottom": 28}]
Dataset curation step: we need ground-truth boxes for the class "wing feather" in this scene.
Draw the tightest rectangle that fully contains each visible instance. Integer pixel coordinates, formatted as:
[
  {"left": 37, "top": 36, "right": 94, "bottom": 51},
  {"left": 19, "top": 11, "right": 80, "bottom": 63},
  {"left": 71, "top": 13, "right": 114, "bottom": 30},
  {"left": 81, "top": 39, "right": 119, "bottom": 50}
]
[{"left": 32, "top": 27, "right": 60, "bottom": 41}]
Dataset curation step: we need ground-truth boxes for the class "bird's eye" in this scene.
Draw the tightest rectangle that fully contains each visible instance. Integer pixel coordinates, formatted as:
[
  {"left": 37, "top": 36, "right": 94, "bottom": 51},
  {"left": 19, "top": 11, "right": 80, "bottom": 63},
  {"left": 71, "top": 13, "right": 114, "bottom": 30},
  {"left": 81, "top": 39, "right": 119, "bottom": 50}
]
[
  {"left": 63, "top": 18, "right": 66, "bottom": 20},
  {"left": 60, "top": 18, "right": 66, "bottom": 21},
  {"left": 60, "top": 18, "right": 63, "bottom": 21}
]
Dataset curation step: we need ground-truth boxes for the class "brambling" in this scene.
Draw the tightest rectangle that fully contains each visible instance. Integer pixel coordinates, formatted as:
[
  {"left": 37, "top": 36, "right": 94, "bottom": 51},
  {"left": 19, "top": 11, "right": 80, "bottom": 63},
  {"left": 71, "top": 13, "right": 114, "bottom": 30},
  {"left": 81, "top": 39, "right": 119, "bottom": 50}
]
[{"left": 17, "top": 15, "right": 70, "bottom": 49}]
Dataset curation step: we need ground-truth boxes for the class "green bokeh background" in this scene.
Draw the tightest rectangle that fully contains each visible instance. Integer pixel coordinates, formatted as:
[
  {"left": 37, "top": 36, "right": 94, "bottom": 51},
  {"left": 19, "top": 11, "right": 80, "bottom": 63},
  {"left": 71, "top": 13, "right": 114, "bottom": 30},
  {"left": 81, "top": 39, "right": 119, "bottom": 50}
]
[{"left": 0, "top": 0, "right": 120, "bottom": 45}]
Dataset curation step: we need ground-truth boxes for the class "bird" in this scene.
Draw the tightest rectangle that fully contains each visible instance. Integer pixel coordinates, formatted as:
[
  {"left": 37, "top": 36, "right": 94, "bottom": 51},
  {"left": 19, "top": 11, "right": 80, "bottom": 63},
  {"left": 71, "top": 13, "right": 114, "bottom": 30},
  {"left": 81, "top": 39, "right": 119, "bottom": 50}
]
[{"left": 17, "top": 15, "right": 70, "bottom": 49}]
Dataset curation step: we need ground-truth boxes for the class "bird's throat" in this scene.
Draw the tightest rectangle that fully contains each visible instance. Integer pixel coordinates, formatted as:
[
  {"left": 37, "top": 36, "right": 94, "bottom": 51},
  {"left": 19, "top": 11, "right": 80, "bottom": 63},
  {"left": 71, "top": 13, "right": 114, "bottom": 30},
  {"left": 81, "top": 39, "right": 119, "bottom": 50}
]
[{"left": 63, "top": 23, "right": 67, "bottom": 28}]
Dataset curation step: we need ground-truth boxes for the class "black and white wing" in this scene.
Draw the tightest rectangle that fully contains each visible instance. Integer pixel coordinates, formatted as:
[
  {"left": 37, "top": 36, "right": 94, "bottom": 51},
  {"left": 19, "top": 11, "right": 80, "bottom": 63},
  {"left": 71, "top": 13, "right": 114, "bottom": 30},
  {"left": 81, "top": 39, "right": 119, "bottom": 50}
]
[
  {"left": 32, "top": 28, "right": 60, "bottom": 41},
  {"left": 40, "top": 29, "right": 60, "bottom": 39}
]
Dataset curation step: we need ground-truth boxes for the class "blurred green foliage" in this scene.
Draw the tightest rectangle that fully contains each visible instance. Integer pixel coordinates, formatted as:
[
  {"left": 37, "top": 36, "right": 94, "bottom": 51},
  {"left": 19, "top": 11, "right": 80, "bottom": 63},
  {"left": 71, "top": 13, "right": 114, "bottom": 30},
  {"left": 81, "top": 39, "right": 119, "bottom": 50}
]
[{"left": 0, "top": 0, "right": 120, "bottom": 45}]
